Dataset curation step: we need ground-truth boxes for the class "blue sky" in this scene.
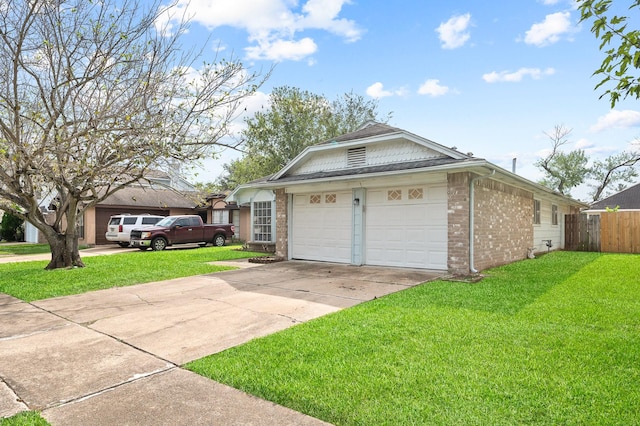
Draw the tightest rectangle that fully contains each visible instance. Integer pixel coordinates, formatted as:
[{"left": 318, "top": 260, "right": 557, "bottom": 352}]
[{"left": 160, "top": 0, "right": 640, "bottom": 200}]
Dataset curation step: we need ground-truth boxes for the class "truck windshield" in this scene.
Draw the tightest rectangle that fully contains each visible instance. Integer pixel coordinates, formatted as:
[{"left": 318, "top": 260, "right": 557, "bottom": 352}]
[{"left": 155, "top": 217, "right": 176, "bottom": 227}]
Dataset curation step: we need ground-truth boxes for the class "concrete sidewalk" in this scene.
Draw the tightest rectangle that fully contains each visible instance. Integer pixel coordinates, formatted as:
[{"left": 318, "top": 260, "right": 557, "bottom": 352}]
[{"left": 0, "top": 259, "right": 443, "bottom": 425}]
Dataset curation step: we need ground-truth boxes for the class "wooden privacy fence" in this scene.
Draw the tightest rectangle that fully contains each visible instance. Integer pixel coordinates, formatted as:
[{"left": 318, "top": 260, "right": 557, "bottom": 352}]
[
  {"left": 600, "top": 211, "right": 640, "bottom": 254},
  {"left": 566, "top": 212, "right": 640, "bottom": 254},
  {"left": 565, "top": 213, "right": 600, "bottom": 252}
]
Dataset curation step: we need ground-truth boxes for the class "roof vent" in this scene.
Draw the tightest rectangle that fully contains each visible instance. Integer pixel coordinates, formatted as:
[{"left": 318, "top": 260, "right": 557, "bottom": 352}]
[{"left": 347, "top": 147, "right": 366, "bottom": 167}]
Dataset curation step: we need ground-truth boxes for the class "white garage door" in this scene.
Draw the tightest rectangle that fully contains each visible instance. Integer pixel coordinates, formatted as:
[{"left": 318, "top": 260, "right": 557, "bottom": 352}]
[
  {"left": 365, "top": 185, "right": 447, "bottom": 269},
  {"left": 291, "top": 191, "right": 352, "bottom": 263}
]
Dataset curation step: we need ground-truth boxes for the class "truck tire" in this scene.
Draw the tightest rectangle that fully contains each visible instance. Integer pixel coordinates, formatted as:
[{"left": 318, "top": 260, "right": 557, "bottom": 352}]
[
  {"left": 213, "top": 234, "right": 226, "bottom": 247},
  {"left": 151, "top": 237, "right": 167, "bottom": 251}
]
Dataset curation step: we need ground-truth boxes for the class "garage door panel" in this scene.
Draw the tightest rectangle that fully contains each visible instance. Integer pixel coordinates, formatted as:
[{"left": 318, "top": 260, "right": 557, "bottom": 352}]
[
  {"left": 292, "top": 191, "right": 351, "bottom": 263},
  {"left": 365, "top": 185, "right": 447, "bottom": 270}
]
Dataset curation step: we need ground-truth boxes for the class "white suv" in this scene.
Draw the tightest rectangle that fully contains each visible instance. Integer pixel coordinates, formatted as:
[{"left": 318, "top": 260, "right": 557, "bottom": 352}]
[{"left": 105, "top": 214, "right": 165, "bottom": 247}]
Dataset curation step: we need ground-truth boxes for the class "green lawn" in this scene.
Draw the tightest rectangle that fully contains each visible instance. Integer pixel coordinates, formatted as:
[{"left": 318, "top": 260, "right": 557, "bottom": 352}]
[
  {"left": 0, "top": 243, "right": 54, "bottom": 256},
  {"left": 0, "top": 411, "right": 48, "bottom": 426},
  {"left": 0, "top": 245, "right": 265, "bottom": 302},
  {"left": 187, "top": 252, "right": 640, "bottom": 425}
]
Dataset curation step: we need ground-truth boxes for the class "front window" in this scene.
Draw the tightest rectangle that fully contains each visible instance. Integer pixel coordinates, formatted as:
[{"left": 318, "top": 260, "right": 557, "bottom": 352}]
[
  {"left": 533, "top": 200, "right": 541, "bottom": 225},
  {"left": 253, "top": 201, "right": 272, "bottom": 242},
  {"left": 552, "top": 204, "right": 558, "bottom": 225},
  {"left": 77, "top": 214, "right": 84, "bottom": 239},
  {"left": 212, "top": 210, "right": 224, "bottom": 223}
]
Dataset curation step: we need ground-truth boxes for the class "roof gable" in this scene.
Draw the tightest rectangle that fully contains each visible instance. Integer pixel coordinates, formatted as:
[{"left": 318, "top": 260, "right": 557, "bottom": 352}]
[
  {"left": 272, "top": 121, "right": 471, "bottom": 181},
  {"left": 590, "top": 182, "right": 640, "bottom": 210}
]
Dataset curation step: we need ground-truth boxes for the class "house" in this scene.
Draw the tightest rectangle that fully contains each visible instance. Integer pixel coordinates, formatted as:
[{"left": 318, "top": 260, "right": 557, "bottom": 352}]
[
  {"left": 586, "top": 182, "right": 640, "bottom": 213},
  {"left": 25, "top": 171, "right": 209, "bottom": 245},
  {"left": 228, "top": 122, "right": 587, "bottom": 274},
  {"left": 82, "top": 184, "right": 204, "bottom": 246},
  {"left": 206, "top": 193, "right": 241, "bottom": 240}
]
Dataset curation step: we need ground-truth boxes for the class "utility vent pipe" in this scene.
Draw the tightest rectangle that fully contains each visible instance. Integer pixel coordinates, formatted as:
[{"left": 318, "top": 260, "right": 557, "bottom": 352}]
[{"left": 512, "top": 158, "right": 517, "bottom": 174}]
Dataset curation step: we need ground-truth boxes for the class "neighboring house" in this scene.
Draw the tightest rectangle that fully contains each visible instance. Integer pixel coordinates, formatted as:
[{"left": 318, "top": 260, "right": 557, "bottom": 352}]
[
  {"left": 228, "top": 122, "right": 587, "bottom": 274},
  {"left": 83, "top": 184, "right": 204, "bottom": 246},
  {"left": 23, "top": 170, "right": 207, "bottom": 246},
  {"left": 585, "top": 182, "right": 640, "bottom": 213},
  {"left": 206, "top": 193, "right": 241, "bottom": 240}
]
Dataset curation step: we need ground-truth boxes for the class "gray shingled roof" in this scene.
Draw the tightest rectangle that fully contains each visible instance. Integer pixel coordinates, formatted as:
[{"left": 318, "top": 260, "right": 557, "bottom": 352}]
[
  {"left": 318, "top": 122, "right": 401, "bottom": 145},
  {"left": 100, "top": 186, "right": 198, "bottom": 209},
  {"left": 590, "top": 183, "right": 640, "bottom": 210}
]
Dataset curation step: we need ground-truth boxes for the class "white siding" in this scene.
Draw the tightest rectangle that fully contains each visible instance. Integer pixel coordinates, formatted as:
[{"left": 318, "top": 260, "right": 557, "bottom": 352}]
[
  {"left": 290, "top": 140, "right": 445, "bottom": 176},
  {"left": 533, "top": 198, "right": 568, "bottom": 252}
]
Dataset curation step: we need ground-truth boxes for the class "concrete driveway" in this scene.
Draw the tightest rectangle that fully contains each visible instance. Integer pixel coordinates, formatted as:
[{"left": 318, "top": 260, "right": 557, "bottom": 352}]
[{"left": 0, "top": 259, "right": 443, "bottom": 425}]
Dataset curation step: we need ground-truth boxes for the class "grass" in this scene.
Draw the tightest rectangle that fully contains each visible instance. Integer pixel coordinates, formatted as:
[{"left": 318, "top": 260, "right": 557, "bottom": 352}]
[
  {"left": 0, "top": 245, "right": 265, "bottom": 302},
  {"left": 0, "top": 244, "right": 54, "bottom": 256},
  {"left": 0, "top": 412, "right": 48, "bottom": 426},
  {"left": 186, "top": 251, "right": 640, "bottom": 425}
]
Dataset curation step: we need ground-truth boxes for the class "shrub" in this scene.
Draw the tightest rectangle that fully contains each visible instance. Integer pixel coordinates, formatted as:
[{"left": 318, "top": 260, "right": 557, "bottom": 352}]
[{"left": 0, "top": 212, "right": 24, "bottom": 242}]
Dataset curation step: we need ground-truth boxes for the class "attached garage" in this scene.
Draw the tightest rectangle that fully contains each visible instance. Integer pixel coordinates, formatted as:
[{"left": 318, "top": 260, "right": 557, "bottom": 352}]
[
  {"left": 289, "top": 185, "right": 448, "bottom": 269},
  {"left": 291, "top": 191, "right": 352, "bottom": 263}
]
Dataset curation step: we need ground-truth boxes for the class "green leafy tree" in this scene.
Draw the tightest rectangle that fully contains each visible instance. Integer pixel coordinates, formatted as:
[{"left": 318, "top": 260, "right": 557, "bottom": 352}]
[
  {"left": 217, "top": 86, "right": 390, "bottom": 188},
  {"left": 535, "top": 125, "right": 639, "bottom": 200},
  {"left": 578, "top": 0, "right": 640, "bottom": 107},
  {"left": 588, "top": 151, "right": 639, "bottom": 200},
  {"left": 535, "top": 125, "right": 590, "bottom": 195},
  {"left": 0, "top": 211, "right": 24, "bottom": 242},
  {"left": 0, "top": 0, "right": 264, "bottom": 269}
]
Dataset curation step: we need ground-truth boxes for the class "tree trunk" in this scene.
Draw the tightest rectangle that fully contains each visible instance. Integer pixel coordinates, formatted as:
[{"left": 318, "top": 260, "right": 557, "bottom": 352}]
[{"left": 45, "top": 232, "right": 85, "bottom": 270}]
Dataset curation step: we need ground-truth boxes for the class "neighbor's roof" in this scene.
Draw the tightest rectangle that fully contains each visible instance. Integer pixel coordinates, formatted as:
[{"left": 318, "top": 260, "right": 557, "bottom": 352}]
[
  {"left": 589, "top": 183, "right": 640, "bottom": 210},
  {"left": 99, "top": 186, "right": 198, "bottom": 209}
]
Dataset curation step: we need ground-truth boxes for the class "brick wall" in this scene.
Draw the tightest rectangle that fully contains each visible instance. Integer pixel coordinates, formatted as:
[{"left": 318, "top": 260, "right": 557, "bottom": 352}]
[
  {"left": 274, "top": 188, "right": 288, "bottom": 259},
  {"left": 448, "top": 172, "right": 534, "bottom": 274},
  {"left": 447, "top": 172, "right": 471, "bottom": 274},
  {"left": 472, "top": 177, "right": 533, "bottom": 271}
]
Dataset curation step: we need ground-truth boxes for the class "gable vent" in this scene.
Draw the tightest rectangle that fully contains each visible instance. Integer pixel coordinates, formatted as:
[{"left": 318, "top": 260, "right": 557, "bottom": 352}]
[{"left": 347, "top": 147, "right": 367, "bottom": 167}]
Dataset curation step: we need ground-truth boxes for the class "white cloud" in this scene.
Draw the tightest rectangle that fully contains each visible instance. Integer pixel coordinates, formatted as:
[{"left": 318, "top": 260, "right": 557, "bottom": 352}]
[
  {"left": 157, "top": 0, "right": 362, "bottom": 61},
  {"left": 590, "top": 110, "right": 640, "bottom": 132},
  {"left": 575, "top": 138, "right": 595, "bottom": 150},
  {"left": 539, "top": 0, "right": 560, "bottom": 4},
  {"left": 435, "top": 13, "right": 472, "bottom": 49},
  {"left": 482, "top": 67, "right": 556, "bottom": 83},
  {"left": 366, "top": 82, "right": 406, "bottom": 99},
  {"left": 245, "top": 37, "right": 318, "bottom": 61},
  {"left": 524, "top": 11, "right": 573, "bottom": 46},
  {"left": 417, "top": 79, "right": 450, "bottom": 97}
]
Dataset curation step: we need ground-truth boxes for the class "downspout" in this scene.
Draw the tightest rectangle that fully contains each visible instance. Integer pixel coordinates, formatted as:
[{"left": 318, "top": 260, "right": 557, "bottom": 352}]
[{"left": 469, "top": 169, "right": 495, "bottom": 273}]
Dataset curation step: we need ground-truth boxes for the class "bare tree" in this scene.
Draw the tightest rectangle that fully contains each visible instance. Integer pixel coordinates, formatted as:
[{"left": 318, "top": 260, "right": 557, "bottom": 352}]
[{"left": 0, "top": 0, "right": 265, "bottom": 269}]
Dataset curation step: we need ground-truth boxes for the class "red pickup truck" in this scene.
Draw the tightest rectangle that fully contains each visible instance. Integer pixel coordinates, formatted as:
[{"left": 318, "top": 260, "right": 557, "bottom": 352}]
[{"left": 129, "top": 215, "right": 235, "bottom": 251}]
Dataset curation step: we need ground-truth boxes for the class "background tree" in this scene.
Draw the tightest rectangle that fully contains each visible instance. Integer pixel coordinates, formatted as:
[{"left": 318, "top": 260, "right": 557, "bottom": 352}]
[
  {"left": 217, "top": 86, "right": 390, "bottom": 188},
  {"left": 578, "top": 0, "right": 640, "bottom": 107},
  {"left": 535, "top": 125, "right": 590, "bottom": 195},
  {"left": 535, "top": 125, "right": 639, "bottom": 200},
  {"left": 0, "top": 0, "right": 263, "bottom": 269}
]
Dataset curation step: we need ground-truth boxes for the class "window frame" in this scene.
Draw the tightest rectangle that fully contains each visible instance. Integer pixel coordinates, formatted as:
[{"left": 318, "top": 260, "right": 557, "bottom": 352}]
[
  {"left": 551, "top": 204, "right": 558, "bottom": 226},
  {"left": 252, "top": 201, "right": 273, "bottom": 242},
  {"left": 533, "top": 199, "right": 541, "bottom": 225}
]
